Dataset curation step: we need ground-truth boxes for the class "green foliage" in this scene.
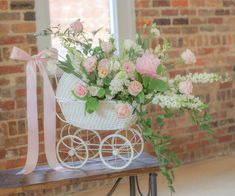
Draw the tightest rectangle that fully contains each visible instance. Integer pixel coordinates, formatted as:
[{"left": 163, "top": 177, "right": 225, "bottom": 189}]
[
  {"left": 149, "top": 79, "right": 169, "bottom": 92},
  {"left": 97, "top": 88, "right": 106, "bottom": 98},
  {"left": 137, "top": 105, "right": 180, "bottom": 193},
  {"left": 85, "top": 97, "right": 99, "bottom": 114},
  {"left": 191, "top": 110, "right": 214, "bottom": 141}
]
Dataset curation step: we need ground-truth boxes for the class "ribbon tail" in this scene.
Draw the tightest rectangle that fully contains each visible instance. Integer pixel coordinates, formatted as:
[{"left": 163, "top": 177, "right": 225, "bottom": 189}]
[
  {"left": 39, "top": 63, "right": 62, "bottom": 170},
  {"left": 17, "top": 62, "right": 39, "bottom": 174}
]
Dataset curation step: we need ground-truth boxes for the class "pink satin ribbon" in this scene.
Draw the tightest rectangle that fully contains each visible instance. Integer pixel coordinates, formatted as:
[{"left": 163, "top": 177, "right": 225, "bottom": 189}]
[{"left": 10, "top": 47, "right": 61, "bottom": 174}]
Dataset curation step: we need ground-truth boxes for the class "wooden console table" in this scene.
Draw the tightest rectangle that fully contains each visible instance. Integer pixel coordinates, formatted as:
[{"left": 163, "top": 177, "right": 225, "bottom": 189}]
[{"left": 0, "top": 153, "right": 160, "bottom": 196}]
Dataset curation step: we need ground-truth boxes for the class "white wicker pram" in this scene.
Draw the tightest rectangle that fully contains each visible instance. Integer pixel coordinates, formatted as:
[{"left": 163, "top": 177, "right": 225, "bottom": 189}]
[{"left": 56, "top": 73, "right": 144, "bottom": 170}]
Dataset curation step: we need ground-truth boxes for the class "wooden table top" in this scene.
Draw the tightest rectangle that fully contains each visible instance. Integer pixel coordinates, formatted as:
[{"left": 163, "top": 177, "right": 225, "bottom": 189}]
[{"left": 0, "top": 153, "right": 159, "bottom": 194}]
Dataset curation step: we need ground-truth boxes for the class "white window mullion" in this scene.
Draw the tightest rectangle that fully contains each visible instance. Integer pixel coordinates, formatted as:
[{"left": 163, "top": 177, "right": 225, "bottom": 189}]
[
  {"left": 35, "top": 0, "right": 51, "bottom": 51},
  {"left": 109, "top": 0, "right": 136, "bottom": 54}
]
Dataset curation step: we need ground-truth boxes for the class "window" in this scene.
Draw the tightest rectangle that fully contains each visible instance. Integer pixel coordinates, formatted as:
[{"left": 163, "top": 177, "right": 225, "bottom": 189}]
[{"left": 35, "top": 0, "right": 136, "bottom": 54}]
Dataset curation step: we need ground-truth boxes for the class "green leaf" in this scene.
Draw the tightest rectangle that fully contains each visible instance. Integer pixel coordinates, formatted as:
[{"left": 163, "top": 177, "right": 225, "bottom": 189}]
[
  {"left": 156, "top": 115, "right": 165, "bottom": 127},
  {"left": 157, "top": 64, "right": 165, "bottom": 75},
  {"left": 136, "top": 91, "right": 145, "bottom": 104},
  {"left": 149, "top": 79, "right": 168, "bottom": 92},
  {"left": 143, "top": 76, "right": 150, "bottom": 88},
  {"left": 103, "top": 77, "right": 111, "bottom": 85},
  {"left": 97, "top": 88, "right": 106, "bottom": 98},
  {"left": 85, "top": 97, "right": 99, "bottom": 114}
]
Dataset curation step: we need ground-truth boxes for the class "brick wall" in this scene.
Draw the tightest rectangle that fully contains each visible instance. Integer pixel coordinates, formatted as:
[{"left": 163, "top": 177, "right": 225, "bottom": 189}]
[
  {"left": 0, "top": 0, "right": 38, "bottom": 169},
  {"left": 136, "top": 0, "right": 235, "bottom": 163},
  {"left": 0, "top": 0, "right": 235, "bottom": 190}
]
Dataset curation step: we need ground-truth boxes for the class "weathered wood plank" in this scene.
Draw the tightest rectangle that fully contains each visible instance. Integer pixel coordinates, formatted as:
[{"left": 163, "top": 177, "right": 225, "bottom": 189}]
[{"left": 0, "top": 153, "right": 160, "bottom": 195}]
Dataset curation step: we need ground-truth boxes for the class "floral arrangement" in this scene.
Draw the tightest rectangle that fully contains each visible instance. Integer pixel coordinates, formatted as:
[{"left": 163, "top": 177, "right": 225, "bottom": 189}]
[{"left": 40, "top": 19, "right": 228, "bottom": 192}]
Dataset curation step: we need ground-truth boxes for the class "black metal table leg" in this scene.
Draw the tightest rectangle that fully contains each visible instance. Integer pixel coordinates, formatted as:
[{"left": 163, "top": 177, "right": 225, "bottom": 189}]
[
  {"left": 149, "top": 173, "right": 157, "bottom": 196},
  {"left": 129, "top": 176, "right": 137, "bottom": 196}
]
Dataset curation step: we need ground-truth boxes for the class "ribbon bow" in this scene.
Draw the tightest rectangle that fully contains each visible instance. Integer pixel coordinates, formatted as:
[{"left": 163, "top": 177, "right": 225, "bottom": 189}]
[{"left": 10, "top": 47, "right": 61, "bottom": 174}]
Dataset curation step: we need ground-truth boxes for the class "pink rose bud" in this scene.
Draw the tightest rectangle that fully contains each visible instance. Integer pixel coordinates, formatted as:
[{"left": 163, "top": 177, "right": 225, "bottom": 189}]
[
  {"left": 70, "top": 19, "right": 83, "bottom": 33},
  {"left": 98, "top": 66, "right": 108, "bottom": 78},
  {"left": 136, "top": 51, "right": 160, "bottom": 78},
  {"left": 181, "top": 49, "right": 196, "bottom": 65},
  {"left": 84, "top": 56, "right": 97, "bottom": 73},
  {"left": 123, "top": 60, "right": 135, "bottom": 75},
  {"left": 128, "top": 80, "right": 143, "bottom": 96},
  {"left": 179, "top": 81, "right": 193, "bottom": 95},
  {"left": 98, "top": 59, "right": 110, "bottom": 78},
  {"left": 101, "top": 41, "right": 113, "bottom": 53},
  {"left": 115, "top": 103, "right": 131, "bottom": 118},
  {"left": 74, "top": 83, "right": 88, "bottom": 97}
]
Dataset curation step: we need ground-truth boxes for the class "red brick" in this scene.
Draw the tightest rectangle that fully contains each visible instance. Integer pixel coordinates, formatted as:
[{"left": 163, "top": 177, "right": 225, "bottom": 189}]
[
  {"left": 162, "top": 9, "right": 179, "bottom": 16},
  {"left": 0, "top": 65, "right": 24, "bottom": 75},
  {"left": 15, "top": 87, "right": 41, "bottom": 97},
  {"left": 6, "top": 158, "right": 26, "bottom": 169},
  {"left": 208, "top": 17, "right": 223, "bottom": 24},
  {"left": 8, "top": 121, "right": 17, "bottom": 136},
  {"left": 135, "top": 0, "right": 151, "bottom": 8},
  {"left": 0, "top": 35, "right": 25, "bottom": 45},
  {"left": 169, "top": 70, "right": 186, "bottom": 77},
  {"left": 206, "top": 0, "right": 223, "bottom": 7},
  {"left": 181, "top": 26, "right": 198, "bottom": 34},
  {"left": 190, "top": 0, "right": 205, "bottom": 7},
  {"left": 0, "top": 12, "right": 20, "bottom": 20},
  {"left": 191, "top": 18, "right": 207, "bottom": 25},
  {"left": 162, "top": 27, "right": 181, "bottom": 34},
  {"left": 220, "top": 82, "right": 233, "bottom": 89},
  {"left": 218, "top": 135, "right": 232, "bottom": 143},
  {"left": 153, "top": 0, "right": 170, "bottom": 7},
  {"left": 10, "top": 1, "right": 34, "bottom": 10},
  {"left": 172, "top": 0, "right": 188, "bottom": 7},
  {"left": 0, "top": 0, "right": 8, "bottom": 10},
  {"left": 1, "top": 100, "right": 15, "bottom": 111},
  {"left": 0, "top": 24, "right": 9, "bottom": 34},
  {"left": 0, "top": 149, "right": 5, "bottom": 159},
  {"left": 0, "top": 78, "right": 9, "bottom": 86},
  {"left": 11, "top": 23, "right": 36, "bottom": 33},
  {"left": 180, "top": 9, "right": 196, "bottom": 16}
]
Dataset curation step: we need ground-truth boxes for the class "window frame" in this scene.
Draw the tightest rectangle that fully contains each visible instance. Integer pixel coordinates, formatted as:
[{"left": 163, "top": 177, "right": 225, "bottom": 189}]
[{"left": 35, "top": 0, "right": 136, "bottom": 52}]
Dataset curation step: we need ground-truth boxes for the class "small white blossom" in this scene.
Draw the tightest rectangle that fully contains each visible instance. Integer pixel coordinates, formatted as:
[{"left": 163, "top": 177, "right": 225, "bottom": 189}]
[
  {"left": 123, "top": 39, "right": 137, "bottom": 50},
  {"left": 152, "top": 93, "right": 206, "bottom": 111},
  {"left": 109, "top": 59, "right": 121, "bottom": 72},
  {"left": 88, "top": 86, "right": 99, "bottom": 96},
  {"left": 151, "top": 27, "right": 160, "bottom": 37}
]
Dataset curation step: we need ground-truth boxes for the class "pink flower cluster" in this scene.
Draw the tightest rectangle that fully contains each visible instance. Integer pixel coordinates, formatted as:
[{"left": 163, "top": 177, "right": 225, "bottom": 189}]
[
  {"left": 136, "top": 52, "right": 160, "bottom": 78},
  {"left": 84, "top": 56, "right": 97, "bottom": 73},
  {"left": 181, "top": 49, "right": 196, "bottom": 65},
  {"left": 179, "top": 81, "right": 193, "bottom": 95}
]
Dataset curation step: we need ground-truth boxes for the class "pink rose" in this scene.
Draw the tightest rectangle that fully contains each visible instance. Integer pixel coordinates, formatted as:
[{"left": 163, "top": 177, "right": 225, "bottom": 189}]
[
  {"left": 136, "top": 51, "right": 160, "bottom": 78},
  {"left": 84, "top": 56, "right": 97, "bottom": 73},
  {"left": 98, "top": 59, "right": 110, "bottom": 78},
  {"left": 123, "top": 60, "right": 135, "bottom": 76},
  {"left": 101, "top": 41, "right": 113, "bottom": 53},
  {"left": 128, "top": 80, "right": 143, "bottom": 96},
  {"left": 181, "top": 49, "right": 196, "bottom": 65},
  {"left": 115, "top": 104, "right": 131, "bottom": 118},
  {"left": 70, "top": 19, "right": 83, "bottom": 33},
  {"left": 179, "top": 81, "right": 193, "bottom": 95},
  {"left": 74, "top": 83, "right": 87, "bottom": 97}
]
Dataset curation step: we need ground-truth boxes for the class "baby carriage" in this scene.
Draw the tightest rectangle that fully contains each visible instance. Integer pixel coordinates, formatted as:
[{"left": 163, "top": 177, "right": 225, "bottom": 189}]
[{"left": 55, "top": 73, "right": 144, "bottom": 170}]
